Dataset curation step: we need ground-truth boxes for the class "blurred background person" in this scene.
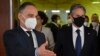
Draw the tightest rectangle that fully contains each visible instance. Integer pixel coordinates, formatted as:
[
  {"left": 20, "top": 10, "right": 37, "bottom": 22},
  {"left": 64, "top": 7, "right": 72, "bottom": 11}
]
[
  {"left": 90, "top": 13, "right": 100, "bottom": 36},
  {"left": 36, "top": 11, "right": 55, "bottom": 51},
  {"left": 66, "top": 13, "right": 72, "bottom": 26},
  {"left": 62, "top": 13, "right": 72, "bottom": 28},
  {"left": 46, "top": 14, "right": 61, "bottom": 43},
  {"left": 84, "top": 15, "right": 89, "bottom": 27},
  {"left": 89, "top": 13, "right": 100, "bottom": 55}
]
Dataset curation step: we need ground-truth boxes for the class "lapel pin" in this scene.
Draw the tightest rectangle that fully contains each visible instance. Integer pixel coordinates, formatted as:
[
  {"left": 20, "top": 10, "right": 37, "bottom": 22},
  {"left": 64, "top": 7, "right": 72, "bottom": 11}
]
[{"left": 88, "top": 33, "right": 90, "bottom": 35}]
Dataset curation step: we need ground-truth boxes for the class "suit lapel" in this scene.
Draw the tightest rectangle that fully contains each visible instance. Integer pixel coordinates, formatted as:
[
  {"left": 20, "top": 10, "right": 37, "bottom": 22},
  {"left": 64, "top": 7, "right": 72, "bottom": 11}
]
[
  {"left": 71, "top": 26, "right": 75, "bottom": 50},
  {"left": 67, "top": 26, "right": 76, "bottom": 53},
  {"left": 98, "top": 26, "right": 100, "bottom": 37},
  {"left": 70, "top": 26, "right": 90, "bottom": 55},
  {"left": 16, "top": 26, "right": 33, "bottom": 47},
  {"left": 33, "top": 30, "right": 46, "bottom": 47},
  {"left": 17, "top": 27, "right": 45, "bottom": 48},
  {"left": 80, "top": 26, "right": 90, "bottom": 55}
]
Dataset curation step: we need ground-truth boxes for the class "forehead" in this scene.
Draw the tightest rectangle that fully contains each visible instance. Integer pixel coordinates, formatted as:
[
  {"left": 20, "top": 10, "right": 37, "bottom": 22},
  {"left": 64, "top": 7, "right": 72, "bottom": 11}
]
[
  {"left": 92, "top": 15, "right": 98, "bottom": 17},
  {"left": 72, "top": 8, "right": 85, "bottom": 16},
  {"left": 22, "top": 5, "right": 38, "bottom": 16}
]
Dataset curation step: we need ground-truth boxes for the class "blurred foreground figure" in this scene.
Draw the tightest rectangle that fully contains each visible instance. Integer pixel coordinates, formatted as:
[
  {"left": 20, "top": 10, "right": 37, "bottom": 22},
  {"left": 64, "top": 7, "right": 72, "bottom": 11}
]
[{"left": 3, "top": 2, "right": 56, "bottom": 56}]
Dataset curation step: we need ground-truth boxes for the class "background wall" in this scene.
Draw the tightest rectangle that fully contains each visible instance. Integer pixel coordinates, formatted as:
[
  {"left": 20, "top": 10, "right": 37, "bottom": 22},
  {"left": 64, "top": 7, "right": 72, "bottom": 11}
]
[
  {"left": 21, "top": 0, "right": 100, "bottom": 24},
  {"left": 0, "top": 0, "right": 20, "bottom": 56},
  {"left": 0, "top": 0, "right": 10, "bottom": 56}
]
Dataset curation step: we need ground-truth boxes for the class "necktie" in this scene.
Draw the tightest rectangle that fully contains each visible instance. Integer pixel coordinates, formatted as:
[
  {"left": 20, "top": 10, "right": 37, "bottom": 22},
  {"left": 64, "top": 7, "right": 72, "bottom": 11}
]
[
  {"left": 27, "top": 31, "right": 39, "bottom": 56},
  {"left": 75, "top": 29, "right": 81, "bottom": 56},
  {"left": 26, "top": 31, "right": 33, "bottom": 45}
]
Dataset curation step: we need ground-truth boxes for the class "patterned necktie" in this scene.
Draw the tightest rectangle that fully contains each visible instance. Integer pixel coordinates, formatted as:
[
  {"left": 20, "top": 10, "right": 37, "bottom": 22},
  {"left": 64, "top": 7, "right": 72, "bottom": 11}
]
[{"left": 75, "top": 29, "right": 81, "bottom": 56}]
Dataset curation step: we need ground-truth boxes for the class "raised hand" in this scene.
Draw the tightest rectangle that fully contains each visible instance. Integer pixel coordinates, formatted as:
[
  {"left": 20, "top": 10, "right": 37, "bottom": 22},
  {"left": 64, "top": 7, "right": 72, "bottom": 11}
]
[{"left": 38, "top": 41, "right": 56, "bottom": 56}]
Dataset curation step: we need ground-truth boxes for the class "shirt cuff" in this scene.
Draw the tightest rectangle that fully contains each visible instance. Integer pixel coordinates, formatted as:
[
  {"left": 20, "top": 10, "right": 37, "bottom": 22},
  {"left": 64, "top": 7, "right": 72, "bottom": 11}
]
[{"left": 35, "top": 48, "right": 40, "bottom": 56}]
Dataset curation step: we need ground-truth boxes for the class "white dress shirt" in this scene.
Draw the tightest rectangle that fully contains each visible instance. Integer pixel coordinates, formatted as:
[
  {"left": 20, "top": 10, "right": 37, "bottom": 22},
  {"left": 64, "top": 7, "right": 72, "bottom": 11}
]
[
  {"left": 20, "top": 26, "right": 31, "bottom": 36},
  {"left": 21, "top": 26, "right": 38, "bottom": 48},
  {"left": 21, "top": 26, "right": 39, "bottom": 56},
  {"left": 93, "top": 24, "right": 99, "bottom": 35},
  {"left": 72, "top": 25, "right": 84, "bottom": 48}
]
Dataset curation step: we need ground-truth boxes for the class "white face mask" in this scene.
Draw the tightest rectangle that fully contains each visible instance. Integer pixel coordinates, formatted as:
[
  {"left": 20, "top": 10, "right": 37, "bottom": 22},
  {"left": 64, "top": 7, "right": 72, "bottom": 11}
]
[
  {"left": 84, "top": 22, "right": 88, "bottom": 27},
  {"left": 92, "top": 22, "right": 98, "bottom": 27},
  {"left": 25, "top": 18, "right": 37, "bottom": 29}
]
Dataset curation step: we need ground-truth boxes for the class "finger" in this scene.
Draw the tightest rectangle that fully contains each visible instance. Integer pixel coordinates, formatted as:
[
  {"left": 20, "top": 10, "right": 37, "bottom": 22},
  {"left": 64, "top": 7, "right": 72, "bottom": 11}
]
[
  {"left": 44, "top": 41, "right": 48, "bottom": 47},
  {"left": 40, "top": 50, "right": 56, "bottom": 56},
  {"left": 43, "top": 52, "right": 56, "bottom": 56},
  {"left": 54, "top": 54, "right": 56, "bottom": 56},
  {"left": 45, "top": 52, "right": 56, "bottom": 56},
  {"left": 45, "top": 50, "right": 55, "bottom": 54}
]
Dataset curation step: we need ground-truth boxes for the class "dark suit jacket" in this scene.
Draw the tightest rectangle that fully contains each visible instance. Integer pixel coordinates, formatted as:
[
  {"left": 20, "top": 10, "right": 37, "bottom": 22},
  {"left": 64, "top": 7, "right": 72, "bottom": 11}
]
[
  {"left": 90, "top": 24, "right": 100, "bottom": 55},
  {"left": 3, "top": 26, "right": 46, "bottom": 56},
  {"left": 89, "top": 23, "right": 100, "bottom": 37},
  {"left": 46, "top": 23, "right": 60, "bottom": 43},
  {"left": 62, "top": 24, "right": 72, "bottom": 29},
  {"left": 54, "top": 26, "right": 98, "bottom": 56}
]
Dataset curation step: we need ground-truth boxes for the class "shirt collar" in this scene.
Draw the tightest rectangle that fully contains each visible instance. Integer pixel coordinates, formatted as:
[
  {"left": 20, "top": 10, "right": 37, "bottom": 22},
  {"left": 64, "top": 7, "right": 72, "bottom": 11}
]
[
  {"left": 20, "top": 26, "right": 32, "bottom": 31},
  {"left": 52, "top": 22, "right": 59, "bottom": 27},
  {"left": 72, "top": 24, "right": 84, "bottom": 33}
]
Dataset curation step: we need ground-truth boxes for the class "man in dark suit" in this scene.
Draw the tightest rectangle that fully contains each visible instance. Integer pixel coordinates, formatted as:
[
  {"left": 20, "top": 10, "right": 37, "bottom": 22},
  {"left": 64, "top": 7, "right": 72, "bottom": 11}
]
[
  {"left": 62, "top": 13, "right": 72, "bottom": 29},
  {"left": 89, "top": 13, "right": 100, "bottom": 55},
  {"left": 89, "top": 13, "right": 100, "bottom": 37},
  {"left": 3, "top": 2, "right": 56, "bottom": 56},
  {"left": 54, "top": 4, "right": 98, "bottom": 56},
  {"left": 46, "top": 15, "right": 61, "bottom": 43}
]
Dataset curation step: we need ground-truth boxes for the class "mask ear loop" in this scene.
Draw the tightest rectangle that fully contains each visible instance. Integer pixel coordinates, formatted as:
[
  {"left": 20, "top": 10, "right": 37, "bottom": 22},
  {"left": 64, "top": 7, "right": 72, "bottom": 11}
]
[
  {"left": 20, "top": 14, "right": 27, "bottom": 28},
  {"left": 70, "top": 15, "right": 75, "bottom": 24}
]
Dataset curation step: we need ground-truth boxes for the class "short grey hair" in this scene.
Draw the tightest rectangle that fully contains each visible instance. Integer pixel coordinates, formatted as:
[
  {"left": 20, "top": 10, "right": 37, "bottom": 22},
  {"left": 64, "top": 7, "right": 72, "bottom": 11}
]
[{"left": 70, "top": 4, "right": 86, "bottom": 14}]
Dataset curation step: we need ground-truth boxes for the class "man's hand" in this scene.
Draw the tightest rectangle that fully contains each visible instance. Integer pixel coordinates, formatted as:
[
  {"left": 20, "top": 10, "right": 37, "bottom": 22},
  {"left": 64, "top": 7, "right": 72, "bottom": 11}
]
[{"left": 38, "top": 41, "right": 56, "bottom": 56}]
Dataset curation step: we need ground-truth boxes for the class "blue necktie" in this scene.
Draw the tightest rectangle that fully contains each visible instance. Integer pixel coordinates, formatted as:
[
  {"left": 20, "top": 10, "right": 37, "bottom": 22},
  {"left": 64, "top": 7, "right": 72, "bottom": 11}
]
[{"left": 75, "top": 29, "right": 81, "bottom": 56}]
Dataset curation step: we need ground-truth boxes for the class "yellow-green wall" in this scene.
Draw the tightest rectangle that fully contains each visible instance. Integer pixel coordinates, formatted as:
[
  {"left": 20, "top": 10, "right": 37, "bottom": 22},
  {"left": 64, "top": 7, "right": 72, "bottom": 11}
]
[{"left": 20, "top": 0, "right": 100, "bottom": 23}]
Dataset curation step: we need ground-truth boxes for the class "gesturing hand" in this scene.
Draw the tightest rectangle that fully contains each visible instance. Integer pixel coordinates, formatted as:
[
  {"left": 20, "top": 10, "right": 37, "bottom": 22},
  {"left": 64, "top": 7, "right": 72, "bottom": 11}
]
[{"left": 38, "top": 41, "right": 56, "bottom": 56}]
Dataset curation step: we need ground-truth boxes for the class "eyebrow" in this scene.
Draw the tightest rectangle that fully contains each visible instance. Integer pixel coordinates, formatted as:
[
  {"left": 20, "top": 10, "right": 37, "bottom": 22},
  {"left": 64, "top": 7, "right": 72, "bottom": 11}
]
[
  {"left": 76, "top": 15, "right": 85, "bottom": 17},
  {"left": 27, "top": 14, "right": 35, "bottom": 17}
]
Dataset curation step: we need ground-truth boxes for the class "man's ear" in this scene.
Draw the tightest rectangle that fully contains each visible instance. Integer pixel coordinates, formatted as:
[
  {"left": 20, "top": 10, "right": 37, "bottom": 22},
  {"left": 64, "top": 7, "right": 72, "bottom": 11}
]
[
  {"left": 70, "top": 15, "right": 74, "bottom": 22},
  {"left": 18, "top": 13, "right": 22, "bottom": 20},
  {"left": 41, "top": 19, "right": 43, "bottom": 23}
]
